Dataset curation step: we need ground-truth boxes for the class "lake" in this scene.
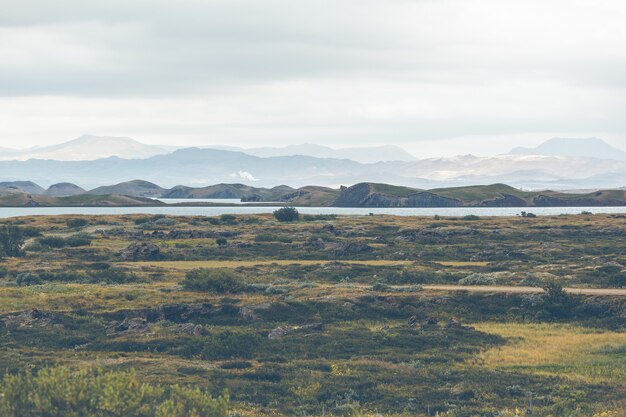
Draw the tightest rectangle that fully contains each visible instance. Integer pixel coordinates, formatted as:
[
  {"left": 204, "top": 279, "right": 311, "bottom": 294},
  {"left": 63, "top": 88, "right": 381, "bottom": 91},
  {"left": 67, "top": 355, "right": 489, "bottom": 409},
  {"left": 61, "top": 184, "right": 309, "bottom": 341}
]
[{"left": 0, "top": 204, "right": 625, "bottom": 218}]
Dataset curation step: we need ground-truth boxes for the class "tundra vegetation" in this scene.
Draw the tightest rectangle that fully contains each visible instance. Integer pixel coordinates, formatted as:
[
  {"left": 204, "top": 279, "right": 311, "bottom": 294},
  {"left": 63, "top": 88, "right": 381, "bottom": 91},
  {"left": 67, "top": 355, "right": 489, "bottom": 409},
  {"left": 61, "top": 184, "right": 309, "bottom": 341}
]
[{"left": 0, "top": 212, "right": 623, "bottom": 416}]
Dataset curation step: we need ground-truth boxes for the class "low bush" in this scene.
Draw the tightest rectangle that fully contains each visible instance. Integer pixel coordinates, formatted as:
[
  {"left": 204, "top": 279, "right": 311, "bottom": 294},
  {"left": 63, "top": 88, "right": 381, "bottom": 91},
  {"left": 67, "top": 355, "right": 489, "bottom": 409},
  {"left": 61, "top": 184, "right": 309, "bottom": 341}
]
[
  {"left": 0, "top": 366, "right": 229, "bottom": 417},
  {"left": 458, "top": 273, "right": 496, "bottom": 286},
  {"left": 462, "top": 214, "right": 481, "bottom": 221},
  {"left": 15, "top": 272, "right": 42, "bottom": 286},
  {"left": 182, "top": 269, "right": 246, "bottom": 293},
  {"left": 254, "top": 233, "right": 293, "bottom": 243},
  {"left": 273, "top": 207, "right": 299, "bottom": 222},
  {"left": 0, "top": 225, "right": 25, "bottom": 257},
  {"left": 37, "top": 236, "right": 66, "bottom": 248},
  {"left": 38, "top": 234, "right": 92, "bottom": 248},
  {"left": 66, "top": 218, "right": 88, "bottom": 228},
  {"left": 302, "top": 214, "right": 337, "bottom": 221}
]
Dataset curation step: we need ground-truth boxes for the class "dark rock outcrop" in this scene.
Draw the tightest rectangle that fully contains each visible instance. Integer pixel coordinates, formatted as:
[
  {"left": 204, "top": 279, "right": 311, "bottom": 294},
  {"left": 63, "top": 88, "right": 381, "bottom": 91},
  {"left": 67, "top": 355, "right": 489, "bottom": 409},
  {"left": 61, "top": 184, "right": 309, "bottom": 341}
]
[{"left": 3, "top": 309, "right": 63, "bottom": 328}]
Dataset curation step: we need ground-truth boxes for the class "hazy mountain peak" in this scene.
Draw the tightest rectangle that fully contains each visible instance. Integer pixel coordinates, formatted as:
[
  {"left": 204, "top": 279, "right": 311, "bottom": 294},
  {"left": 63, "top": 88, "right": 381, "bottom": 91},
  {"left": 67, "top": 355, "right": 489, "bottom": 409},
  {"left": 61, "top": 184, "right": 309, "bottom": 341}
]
[
  {"left": 0, "top": 135, "right": 173, "bottom": 161},
  {"left": 509, "top": 137, "right": 626, "bottom": 161}
]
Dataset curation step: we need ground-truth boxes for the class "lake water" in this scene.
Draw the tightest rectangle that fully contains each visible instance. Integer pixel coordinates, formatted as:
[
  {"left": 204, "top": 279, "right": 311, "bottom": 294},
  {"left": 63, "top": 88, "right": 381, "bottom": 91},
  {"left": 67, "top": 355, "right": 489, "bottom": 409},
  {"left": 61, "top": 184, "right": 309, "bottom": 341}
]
[{"left": 0, "top": 204, "right": 625, "bottom": 218}]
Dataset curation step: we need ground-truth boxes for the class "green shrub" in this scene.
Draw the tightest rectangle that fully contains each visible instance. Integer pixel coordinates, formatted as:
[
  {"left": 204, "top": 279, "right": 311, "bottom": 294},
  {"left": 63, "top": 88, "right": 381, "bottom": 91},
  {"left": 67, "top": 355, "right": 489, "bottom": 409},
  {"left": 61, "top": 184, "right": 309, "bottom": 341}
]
[
  {"left": 219, "top": 214, "right": 237, "bottom": 225},
  {"left": 88, "top": 262, "right": 111, "bottom": 270},
  {"left": 462, "top": 214, "right": 480, "bottom": 221},
  {"left": 302, "top": 214, "right": 337, "bottom": 221},
  {"left": 37, "top": 234, "right": 92, "bottom": 248},
  {"left": 0, "top": 366, "right": 229, "bottom": 417},
  {"left": 215, "top": 238, "right": 228, "bottom": 246},
  {"left": 182, "top": 269, "right": 245, "bottom": 293},
  {"left": 520, "top": 211, "right": 537, "bottom": 218},
  {"left": 20, "top": 226, "right": 41, "bottom": 237},
  {"left": 15, "top": 272, "right": 42, "bottom": 286},
  {"left": 64, "top": 233, "right": 92, "bottom": 247},
  {"left": 273, "top": 207, "right": 299, "bottom": 222},
  {"left": 254, "top": 233, "right": 293, "bottom": 243},
  {"left": 66, "top": 218, "right": 88, "bottom": 228},
  {"left": 458, "top": 273, "right": 496, "bottom": 286},
  {"left": 37, "top": 236, "right": 67, "bottom": 248},
  {"left": 0, "top": 225, "right": 25, "bottom": 257}
]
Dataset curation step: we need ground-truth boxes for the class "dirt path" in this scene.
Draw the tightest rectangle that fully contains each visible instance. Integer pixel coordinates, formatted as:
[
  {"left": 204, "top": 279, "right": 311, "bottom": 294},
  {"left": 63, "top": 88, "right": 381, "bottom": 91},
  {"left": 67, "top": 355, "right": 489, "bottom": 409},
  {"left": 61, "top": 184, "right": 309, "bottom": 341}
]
[{"left": 422, "top": 284, "right": 626, "bottom": 296}]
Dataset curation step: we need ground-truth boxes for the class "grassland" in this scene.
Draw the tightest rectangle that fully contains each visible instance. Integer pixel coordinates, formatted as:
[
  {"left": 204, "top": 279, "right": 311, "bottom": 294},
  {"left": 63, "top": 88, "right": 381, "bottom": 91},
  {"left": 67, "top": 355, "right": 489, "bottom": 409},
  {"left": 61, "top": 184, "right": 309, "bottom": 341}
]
[{"left": 0, "top": 212, "right": 624, "bottom": 416}]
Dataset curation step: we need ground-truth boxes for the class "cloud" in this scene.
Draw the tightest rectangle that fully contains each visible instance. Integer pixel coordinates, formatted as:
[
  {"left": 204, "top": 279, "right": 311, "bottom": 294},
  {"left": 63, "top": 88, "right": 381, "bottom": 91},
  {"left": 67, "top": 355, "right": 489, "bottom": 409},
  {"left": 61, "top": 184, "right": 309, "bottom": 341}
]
[
  {"left": 229, "top": 170, "right": 260, "bottom": 182},
  {"left": 0, "top": 0, "right": 625, "bottom": 151}
]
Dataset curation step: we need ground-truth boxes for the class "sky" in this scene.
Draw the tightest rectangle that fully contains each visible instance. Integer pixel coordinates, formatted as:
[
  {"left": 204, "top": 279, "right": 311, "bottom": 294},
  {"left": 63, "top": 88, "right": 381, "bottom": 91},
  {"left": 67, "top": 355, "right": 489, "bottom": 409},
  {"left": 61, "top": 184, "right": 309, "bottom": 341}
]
[{"left": 1, "top": 0, "right": 625, "bottom": 157}]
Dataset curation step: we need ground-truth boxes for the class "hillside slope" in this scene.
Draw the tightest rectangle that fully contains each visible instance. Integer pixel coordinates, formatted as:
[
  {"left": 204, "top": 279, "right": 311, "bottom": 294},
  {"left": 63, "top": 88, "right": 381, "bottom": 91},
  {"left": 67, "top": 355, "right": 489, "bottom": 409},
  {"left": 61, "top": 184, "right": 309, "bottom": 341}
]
[
  {"left": 0, "top": 192, "right": 163, "bottom": 207},
  {"left": 333, "top": 183, "right": 626, "bottom": 207}
]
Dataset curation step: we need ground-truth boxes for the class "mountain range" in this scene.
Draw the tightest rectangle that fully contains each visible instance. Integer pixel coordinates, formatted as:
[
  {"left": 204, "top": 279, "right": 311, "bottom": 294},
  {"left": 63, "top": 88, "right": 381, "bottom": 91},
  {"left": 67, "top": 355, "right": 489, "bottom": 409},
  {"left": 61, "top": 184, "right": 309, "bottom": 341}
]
[{"left": 0, "top": 135, "right": 624, "bottom": 190}]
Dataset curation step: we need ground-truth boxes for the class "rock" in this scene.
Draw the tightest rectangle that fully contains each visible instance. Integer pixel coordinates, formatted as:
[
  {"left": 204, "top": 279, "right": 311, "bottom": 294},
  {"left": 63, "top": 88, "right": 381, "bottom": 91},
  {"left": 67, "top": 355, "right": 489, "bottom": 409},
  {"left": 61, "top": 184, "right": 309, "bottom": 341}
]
[
  {"left": 119, "top": 242, "right": 162, "bottom": 261},
  {"left": 333, "top": 242, "right": 373, "bottom": 257},
  {"left": 239, "top": 302, "right": 273, "bottom": 321},
  {"left": 305, "top": 237, "right": 326, "bottom": 250},
  {"left": 446, "top": 317, "right": 474, "bottom": 331},
  {"left": 407, "top": 315, "right": 420, "bottom": 327},
  {"left": 161, "top": 303, "right": 215, "bottom": 322},
  {"left": 3, "top": 309, "right": 63, "bottom": 329},
  {"left": 321, "top": 224, "right": 337, "bottom": 234},
  {"left": 106, "top": 317, "right": 149, "bottom": 336},
  {"left": 268, "top": 326, "right": 291, "bottom": 340},
  {"left": 268, "top": 322, "right": 323, "bottom": 339},
  {"left": 178, "top": 323, "right": 209, "bottom": 336}
]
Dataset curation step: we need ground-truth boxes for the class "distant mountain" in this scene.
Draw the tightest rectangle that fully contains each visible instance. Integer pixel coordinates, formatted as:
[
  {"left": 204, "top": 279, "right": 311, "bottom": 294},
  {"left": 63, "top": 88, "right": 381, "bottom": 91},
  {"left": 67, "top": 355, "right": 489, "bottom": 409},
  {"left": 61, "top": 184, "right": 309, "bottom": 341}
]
[
  {"left": 509, "top": 138, "right": 626, "bottom": 161},
  {"left": 0, "top": 135, "right": 173, "bottom": 161},
  {"left": 88, "top": 180, "right": 167, "bottom": 197},
  {"left": 43, "top": 183, "right": 86, "bottom": 196},
  {"left": 212, "top": 144, "right": 417, "bottom": 163}
]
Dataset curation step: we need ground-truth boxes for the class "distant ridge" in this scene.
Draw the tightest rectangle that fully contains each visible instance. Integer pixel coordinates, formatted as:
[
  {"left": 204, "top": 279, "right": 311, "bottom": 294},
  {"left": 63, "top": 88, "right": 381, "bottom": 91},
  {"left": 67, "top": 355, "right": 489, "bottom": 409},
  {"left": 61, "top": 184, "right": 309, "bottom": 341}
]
[
  {"left": 0, "top": 180, "right": 624, "bottom": 208},
  {"left": 213, "top": 143, "right": 417, "bottom": 163},
  {"left": 509, "top": 138, "right": 626, "bottom": 161}
]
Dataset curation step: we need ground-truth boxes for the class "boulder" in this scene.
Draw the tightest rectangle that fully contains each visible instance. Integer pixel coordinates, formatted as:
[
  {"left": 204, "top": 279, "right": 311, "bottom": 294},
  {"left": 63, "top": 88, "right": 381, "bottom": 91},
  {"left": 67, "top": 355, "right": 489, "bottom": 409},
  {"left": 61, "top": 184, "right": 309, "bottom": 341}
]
[{"left": 119, "top": 242, "right": 162, "bottom": 261}]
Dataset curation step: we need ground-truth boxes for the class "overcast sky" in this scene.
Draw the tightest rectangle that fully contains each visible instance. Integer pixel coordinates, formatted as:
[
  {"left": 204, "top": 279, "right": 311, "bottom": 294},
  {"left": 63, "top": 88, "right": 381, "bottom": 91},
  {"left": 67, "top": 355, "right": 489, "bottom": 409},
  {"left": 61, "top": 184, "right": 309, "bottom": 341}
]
[{"left": 1, "top": 0, "right": 625, "bottom": 157}]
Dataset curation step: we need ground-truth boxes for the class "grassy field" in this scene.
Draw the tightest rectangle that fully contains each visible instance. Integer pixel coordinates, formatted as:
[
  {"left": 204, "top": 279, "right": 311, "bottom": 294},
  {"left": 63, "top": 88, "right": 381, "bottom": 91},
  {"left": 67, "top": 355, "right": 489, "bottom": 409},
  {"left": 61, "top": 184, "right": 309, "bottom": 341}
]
[
  {"left": 0, "top": 212, "right": 624, "bottom": 416},
  {"left": 475, "top": 323, "right": 626, "bottom": 385}
]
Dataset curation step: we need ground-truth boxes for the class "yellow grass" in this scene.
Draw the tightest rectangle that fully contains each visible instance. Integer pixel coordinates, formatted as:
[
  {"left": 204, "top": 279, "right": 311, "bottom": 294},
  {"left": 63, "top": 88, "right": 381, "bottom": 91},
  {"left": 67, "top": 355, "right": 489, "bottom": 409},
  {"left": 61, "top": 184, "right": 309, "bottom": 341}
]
[
  {"left": 474, "top": 322, "right": 626, "bottom": 385},
  {"left": 435, "top": 261, "right": 490, "bottom": 267},
  {"left": 122, "top": 260, "right": 416, "bottom": 269}
]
